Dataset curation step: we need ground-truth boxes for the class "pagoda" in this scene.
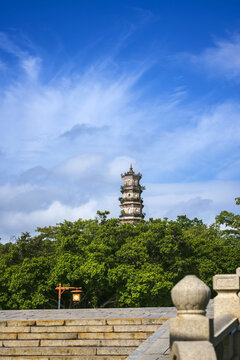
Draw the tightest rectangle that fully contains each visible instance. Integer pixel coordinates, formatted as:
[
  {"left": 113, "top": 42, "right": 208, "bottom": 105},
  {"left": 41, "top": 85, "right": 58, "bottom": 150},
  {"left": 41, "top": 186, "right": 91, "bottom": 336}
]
[{"left": 119, "top": 165, "right": 145, "bottom": 223}]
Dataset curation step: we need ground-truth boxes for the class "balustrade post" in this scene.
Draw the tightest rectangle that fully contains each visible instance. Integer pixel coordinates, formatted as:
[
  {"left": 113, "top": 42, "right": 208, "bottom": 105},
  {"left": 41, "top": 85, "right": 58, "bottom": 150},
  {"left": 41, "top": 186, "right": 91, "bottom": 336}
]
[
  {"left": 170, "top": 275, "right": 213, "bottom": 346},
  {"left": 213, "top": 269, "right": 240, "bottom": 360},
  {"left": 213, "top": 272, "right": 240, "bottom": 320}
]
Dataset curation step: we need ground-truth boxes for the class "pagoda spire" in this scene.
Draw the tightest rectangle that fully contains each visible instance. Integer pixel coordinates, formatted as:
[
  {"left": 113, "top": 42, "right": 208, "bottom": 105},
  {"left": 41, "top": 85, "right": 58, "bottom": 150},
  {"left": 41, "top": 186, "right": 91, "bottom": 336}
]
[{"left": 119, "top": 165, "right": 145, "bottom": 223}]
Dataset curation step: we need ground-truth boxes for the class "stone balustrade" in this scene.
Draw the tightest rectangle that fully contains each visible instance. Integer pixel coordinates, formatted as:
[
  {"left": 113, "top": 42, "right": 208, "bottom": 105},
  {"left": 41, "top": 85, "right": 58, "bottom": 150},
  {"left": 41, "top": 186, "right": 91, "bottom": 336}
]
[
  {"left": 126, "top": 268, "right": 240, "bottom": 360},
  {"left": 169, "top": 268, "right": 240, "bottom": 360}
]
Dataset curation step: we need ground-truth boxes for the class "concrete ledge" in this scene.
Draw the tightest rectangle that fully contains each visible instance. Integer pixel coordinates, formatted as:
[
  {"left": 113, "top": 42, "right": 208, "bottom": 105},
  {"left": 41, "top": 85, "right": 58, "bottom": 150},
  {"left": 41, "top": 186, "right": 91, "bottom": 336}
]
[
  {"left": 0, "top": 307, "right": 176, "bottom": 321},
  {"left": 213, "top": 313, "right": 238, "bottom": 346},
  {"left": 125, "top": 321, "right": 169, "bottom": 360}
]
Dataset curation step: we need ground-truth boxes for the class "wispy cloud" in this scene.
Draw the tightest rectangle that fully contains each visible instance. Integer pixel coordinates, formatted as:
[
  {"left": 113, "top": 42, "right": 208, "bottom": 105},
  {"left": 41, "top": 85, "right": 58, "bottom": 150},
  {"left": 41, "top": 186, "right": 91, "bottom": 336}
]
[
  {"left": 147, "top": 101, "right": 240, "bottom": 179},
  {"left": 0, "top": 200, "right": 97, "bottom": 239},
  {"left": 60, "top": 124, "right": 109, "bottom": 140},
  {"left": 190, "top": 34, "right": 240, "bottom": 80},
  {"left": 0, "top": 32, "right": 239, "bottom": 241},
  {"left": 0, "top": 32, "right": 41, "bottom": 79},
  {"left": 145, "top": 181, "right": 240, "bottom": 224}
]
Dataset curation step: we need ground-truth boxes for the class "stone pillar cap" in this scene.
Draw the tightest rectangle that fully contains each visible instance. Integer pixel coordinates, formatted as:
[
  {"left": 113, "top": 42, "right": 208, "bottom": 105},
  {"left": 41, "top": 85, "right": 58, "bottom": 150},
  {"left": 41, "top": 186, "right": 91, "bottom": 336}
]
[{"left": 171, "top": 275, "right": 211, "bottom": 314}]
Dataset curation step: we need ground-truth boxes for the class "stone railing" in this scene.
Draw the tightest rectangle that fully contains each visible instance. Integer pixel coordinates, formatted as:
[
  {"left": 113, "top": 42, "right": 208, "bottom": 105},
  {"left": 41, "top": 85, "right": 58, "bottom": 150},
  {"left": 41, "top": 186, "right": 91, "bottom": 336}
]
[
  {"left": 170, "top": 268, "right": 240, "bottom": 360},
  {"left": 126, "top": 268, "right": 240, "bottom": 360}
]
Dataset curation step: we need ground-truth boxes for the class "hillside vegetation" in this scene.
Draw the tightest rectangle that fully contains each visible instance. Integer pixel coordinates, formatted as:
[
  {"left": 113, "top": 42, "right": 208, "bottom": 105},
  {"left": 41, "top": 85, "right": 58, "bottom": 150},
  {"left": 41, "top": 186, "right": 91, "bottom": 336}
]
[{"left": 0, "top": 201, "right": 239, "bottom": 310}]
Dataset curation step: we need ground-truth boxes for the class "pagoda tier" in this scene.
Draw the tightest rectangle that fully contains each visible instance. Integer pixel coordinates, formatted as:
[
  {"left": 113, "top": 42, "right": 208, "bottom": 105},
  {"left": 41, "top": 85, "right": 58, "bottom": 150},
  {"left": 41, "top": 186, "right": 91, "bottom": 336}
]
[{"left": 119, "top": 164, "right": 145, "bottom": 224}]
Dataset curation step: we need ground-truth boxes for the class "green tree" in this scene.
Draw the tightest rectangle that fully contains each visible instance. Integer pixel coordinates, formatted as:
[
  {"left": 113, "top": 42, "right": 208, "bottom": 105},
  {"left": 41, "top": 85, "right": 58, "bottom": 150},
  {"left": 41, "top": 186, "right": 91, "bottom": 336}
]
[
  {"left": 0, "top": 207, "right": 240, "bottom": 310},
  {"left": 215, "top": 197, "right": 240, "bottom": 239}
]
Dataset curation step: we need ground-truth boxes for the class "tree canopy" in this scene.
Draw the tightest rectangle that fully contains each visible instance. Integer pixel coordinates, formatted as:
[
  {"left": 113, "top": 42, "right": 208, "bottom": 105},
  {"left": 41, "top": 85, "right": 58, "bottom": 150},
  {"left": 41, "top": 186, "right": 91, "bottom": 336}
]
[{"left": 0, "top": 201, "right": 239, "bottom": 310}]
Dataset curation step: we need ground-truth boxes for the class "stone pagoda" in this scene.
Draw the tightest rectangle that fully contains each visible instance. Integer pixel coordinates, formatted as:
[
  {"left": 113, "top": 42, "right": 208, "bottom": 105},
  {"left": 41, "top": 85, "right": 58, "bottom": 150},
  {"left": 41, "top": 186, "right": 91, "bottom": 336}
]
[{"left": 119, "top": 165, "right": 145, "bottom": 223}]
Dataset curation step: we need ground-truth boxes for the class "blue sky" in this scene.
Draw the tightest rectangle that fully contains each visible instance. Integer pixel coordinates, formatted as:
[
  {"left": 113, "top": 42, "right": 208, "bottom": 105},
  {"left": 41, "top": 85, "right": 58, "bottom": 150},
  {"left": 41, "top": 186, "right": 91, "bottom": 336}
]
[{"left": 0, "top": 0, "right": 240, "bottom": 241}]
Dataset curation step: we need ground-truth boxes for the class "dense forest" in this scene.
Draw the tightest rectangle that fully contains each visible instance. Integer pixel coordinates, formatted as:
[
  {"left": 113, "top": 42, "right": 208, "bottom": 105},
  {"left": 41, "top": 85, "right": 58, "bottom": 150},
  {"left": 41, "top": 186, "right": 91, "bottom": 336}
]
[{"left": 0, "top": 200, "right": 239, "bottom": 310}]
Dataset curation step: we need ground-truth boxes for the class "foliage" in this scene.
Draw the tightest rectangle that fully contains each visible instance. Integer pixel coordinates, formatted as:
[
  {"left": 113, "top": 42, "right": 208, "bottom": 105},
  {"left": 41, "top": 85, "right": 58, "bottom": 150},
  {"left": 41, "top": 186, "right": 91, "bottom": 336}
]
[
  {"left": 0, "top": 203, "right": 239, "bottom": 310},
  {"left": 215, "top": 197, "right": 240, "bottom": 239}
]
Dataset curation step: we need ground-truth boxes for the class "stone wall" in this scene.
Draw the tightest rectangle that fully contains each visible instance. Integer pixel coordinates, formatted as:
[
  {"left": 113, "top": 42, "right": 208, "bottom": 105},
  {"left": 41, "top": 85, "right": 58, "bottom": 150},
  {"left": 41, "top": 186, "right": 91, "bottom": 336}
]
[{"left": 0, "top": 308, "right": 170, "bottom": 359}]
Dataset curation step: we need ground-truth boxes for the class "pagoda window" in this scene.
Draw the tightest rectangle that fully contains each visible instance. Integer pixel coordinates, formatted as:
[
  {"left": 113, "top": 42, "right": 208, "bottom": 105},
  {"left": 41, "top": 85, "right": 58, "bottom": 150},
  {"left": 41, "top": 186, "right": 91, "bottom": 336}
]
[
  {"left": 128, "top": 179, "right": 131, "bottom": 185},
  {"left": 128, "top": 193, "right": 131, "bottom": 197},
  {"left": 128, "top": 208, "right": 131, "bottom": 214},
  {"left": 134, "top": 193, "right": 138, "bottom": 198}
]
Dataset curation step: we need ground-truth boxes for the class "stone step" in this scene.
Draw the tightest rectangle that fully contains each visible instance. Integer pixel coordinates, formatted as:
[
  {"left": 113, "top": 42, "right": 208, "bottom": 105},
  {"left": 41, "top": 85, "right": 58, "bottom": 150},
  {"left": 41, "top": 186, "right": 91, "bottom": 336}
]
[
  {"left": 0, "top": 324, "right": 160, "bottom": 334},
  {"left": 0, "top": 317, "right": 167, "bottom": 359},
  {"left": 0, "top": 318, "right": 166, "bottom": 327},
  {"left": 0, "top": 356, "right": 126, "bottom": 360},
  {"left": 16, "top": 331, "right": 151, "bottom": 340},
  {"left": 2, "top": 339, "right": 142, "bottom": 347},
  {"left": 0, "top": 346, "right": 135, "bottom": 356},
  {"left": 43, "top": 339, "right": 142, "bottom": 347}
]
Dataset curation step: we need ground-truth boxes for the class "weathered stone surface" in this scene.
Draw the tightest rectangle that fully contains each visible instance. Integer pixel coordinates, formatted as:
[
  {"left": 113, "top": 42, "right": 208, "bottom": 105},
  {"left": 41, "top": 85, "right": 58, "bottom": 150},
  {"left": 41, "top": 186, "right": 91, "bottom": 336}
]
[
  {"left": 171, "top": 341, "right": 217, "bottom": 360},
  {"left": 36, "top": 320, "right": 65, "bottom": 326},
  {"left": 0, "top": 307, "right": 177, "bottom": 321},
  {"left": 141, "top": 318, "right": 167, "bottom": 325},
  {"left": 65, "top": 319, "right": 106, "bottom": 326},
  {"left": 0, "top": 357, "right": 48, "bottom": 360},
  {"left": 236, "top": 267, "right": 240, "bottom": 277},
  {"left": 77, "top": 332, "right": 151, "bottom": 340},
  {"left": 213, "top": 274, "right": 240, "bottom": 319},
  {"left": 213, "top": 313, "right": 238, "bottom": 346},
  {"left": 213, "top": 274, "right": 240, "bottom": 291},
  {"left": 0, "top": 347, "right": 97, "bottom": 355},
  {"left": 125, "top": 321, "right": 169, "bottom": 360},
  {"left": 3, "top": 340, "right": 40, "bottom": 347},
  {"left": 0, "top": 326, "right": 30, "bottom": 333},
  {"left": 18, "top": 332, "right": 78, "bottom": 340},
  {"left": 171, "top": 275, "right": 211, "bottom": 314},
  {"left": 49, "top": 357, "right": 126, "bottom": 360},
  {"left": 0, "top": 334, "right": 17, "bottom": 340},
  {"left": 0, "top": 308, "right": 172, "bottom": 359},
  {"left": 7, "top": 320, "right": 36, "bottom": 327},
  {"left": 41, "top": 339, "right": 142, "bottom": 347},
  {"left": 144, "top": 338, "right": 169, "bottom": 355},
  {"left": 114, "top": 325, "right": 159, "bottom": 333},
  {"left": 31, "top": 325, "right": 114, "bottom": 333},
  {"left": 97, "top": 347, "right": 136, "bottom": 355},
  {"left": 233, "top": 331, "right": 240, "bottom": 356},
  {"left": 170, "top": 275, "right": 213, "bottom": 346},
  {"left": 107, "top": 319, "right": 142, "bottom": 325},
  {"left": 170, "top": 316, "right": 213, "bottom": 343},
  {"left": 0, "top": 357, "right": 126, "bottom": 360},
  {"left": 136, "top": 355, "right": 168, "bottom": 360}
]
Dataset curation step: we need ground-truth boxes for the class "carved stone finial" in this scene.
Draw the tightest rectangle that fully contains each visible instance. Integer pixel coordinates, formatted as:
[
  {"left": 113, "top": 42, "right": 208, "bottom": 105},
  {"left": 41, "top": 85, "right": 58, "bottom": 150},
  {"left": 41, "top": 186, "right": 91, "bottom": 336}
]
[
  {"left": 236, "top": 267, "right": 240, "bottom": 277},
  {"left": 171, "top": 275, "right": 211, "bottom": 315},
  {"left": 129, "top": 163, "right": 133, "bottom": 173}
]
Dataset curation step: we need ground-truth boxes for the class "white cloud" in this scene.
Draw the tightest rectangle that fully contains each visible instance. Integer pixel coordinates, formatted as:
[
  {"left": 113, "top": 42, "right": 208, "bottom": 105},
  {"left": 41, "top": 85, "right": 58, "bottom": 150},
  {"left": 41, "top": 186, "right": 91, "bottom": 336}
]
[
  {"left": 53, "top": 154, "right": 103, "bottom": 180},
  {"left": 21, "top": 56, "right": 41, "bottom": 79},
  {"left": 145, "top": 181, "right": 240, "bottom": 223},
  {"left": 0, "top": 32, "right": 41, "bottom": 80},
  {"left": 0, "top": 200, "right": 97, "bottom": 241},
  {"left": 191, "top": 35, "right": 240, "bottom": 80},
  {"left": 147, "top": 101, "right": 240, "bottom": 177},
  {"left": 0, "top": 184, "right": 36, "bottom": 206},
  {"left": 107, "top": 156, "right": 136, "bottom": 180}
]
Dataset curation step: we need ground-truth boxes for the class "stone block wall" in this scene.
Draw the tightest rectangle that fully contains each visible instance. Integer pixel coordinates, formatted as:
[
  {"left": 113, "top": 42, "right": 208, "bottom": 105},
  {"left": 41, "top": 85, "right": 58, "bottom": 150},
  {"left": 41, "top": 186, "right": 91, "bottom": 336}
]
[{"left": 0, "top": 316, "right": 167, "bottom": 359}]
